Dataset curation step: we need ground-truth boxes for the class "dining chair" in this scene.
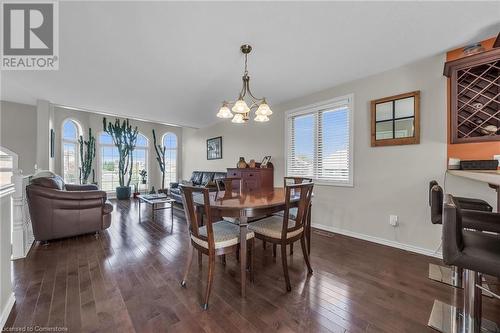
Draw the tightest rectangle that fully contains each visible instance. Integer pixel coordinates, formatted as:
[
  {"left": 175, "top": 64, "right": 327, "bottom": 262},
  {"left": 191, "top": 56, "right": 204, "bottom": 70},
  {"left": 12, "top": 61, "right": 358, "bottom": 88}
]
[
  {"left": 272, "top": 177, "right": 313, "bottom": 256},
  {"left": 179, "top": 185, "right": 255, "bottom": 309},
  {"left": 249, "top": 182, "right": 314, "bottom": 291}
]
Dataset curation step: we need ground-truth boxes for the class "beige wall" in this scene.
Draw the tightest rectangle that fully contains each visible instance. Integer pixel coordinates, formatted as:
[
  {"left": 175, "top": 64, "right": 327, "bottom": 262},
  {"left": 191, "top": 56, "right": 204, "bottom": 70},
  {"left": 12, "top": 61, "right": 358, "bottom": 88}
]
[
  {"left": 182, "top": 54, "right": 496, "bottom": 256},
  {"left": 182, "top": 112, "right": 284, "bottom": 184},
  {"left": 0, "top": 101, "right": 37, "bottom": 175}
]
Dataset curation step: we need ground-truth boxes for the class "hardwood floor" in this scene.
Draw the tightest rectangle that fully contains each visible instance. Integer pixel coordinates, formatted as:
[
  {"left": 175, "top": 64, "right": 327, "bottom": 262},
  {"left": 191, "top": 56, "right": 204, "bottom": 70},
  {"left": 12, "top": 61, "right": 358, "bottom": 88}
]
[{"left": 5, "top": 199, "right": 500, "bottom": 333}]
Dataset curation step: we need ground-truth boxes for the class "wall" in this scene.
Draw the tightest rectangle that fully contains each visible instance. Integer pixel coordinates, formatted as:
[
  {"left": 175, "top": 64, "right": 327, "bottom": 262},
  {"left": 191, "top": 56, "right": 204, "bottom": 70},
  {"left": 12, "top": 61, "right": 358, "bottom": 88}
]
[
  {"left": 182, "top": 53, "right": 497, "bottom": 256},
  {"left": 53, "top": 106, "right": 183, "bottom": 191},
  {"left": 0, "top": 101, "right": 37, "bottom": 175},
  {"left": 182, "top": 111, "right": 284, "bottom": 185}
]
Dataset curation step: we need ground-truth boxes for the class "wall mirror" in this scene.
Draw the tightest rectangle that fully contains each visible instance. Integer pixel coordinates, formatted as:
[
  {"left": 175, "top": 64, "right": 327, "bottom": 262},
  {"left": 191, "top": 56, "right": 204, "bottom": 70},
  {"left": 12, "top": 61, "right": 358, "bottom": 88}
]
[{"left": 371, "top": 91, "right": 420, "bottom": 147}]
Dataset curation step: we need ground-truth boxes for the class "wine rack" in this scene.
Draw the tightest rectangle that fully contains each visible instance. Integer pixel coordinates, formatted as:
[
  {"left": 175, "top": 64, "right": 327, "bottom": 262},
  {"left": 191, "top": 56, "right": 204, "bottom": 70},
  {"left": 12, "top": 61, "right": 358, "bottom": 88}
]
[{"left": 444, "top": 48, "right": 500, "bottom": 143}]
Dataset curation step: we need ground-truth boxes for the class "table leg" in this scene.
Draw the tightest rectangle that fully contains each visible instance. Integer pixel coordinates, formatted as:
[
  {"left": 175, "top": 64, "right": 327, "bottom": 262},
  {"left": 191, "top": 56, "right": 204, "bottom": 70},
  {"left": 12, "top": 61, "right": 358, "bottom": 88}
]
[
  {"left": 497, "top": 186, "right": 499, "bottom": 213},
  {"left": 139, "top": 199, "right": 141, "bottom": 222},
  {"left": 239, "top": 214, "right": 248, "bottom": 298},
  {"left": 307, "top": 203, "right": 312, "bottom": 254},
  {"left": 152, "top": 203, "right": 155, "bottom": 221}
]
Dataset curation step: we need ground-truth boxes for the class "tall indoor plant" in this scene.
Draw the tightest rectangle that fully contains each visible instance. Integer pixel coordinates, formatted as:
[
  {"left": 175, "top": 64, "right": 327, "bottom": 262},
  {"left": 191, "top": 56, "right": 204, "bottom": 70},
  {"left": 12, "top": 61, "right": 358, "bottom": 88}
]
[
  {"left": 152, "top": 129, "right": 166, "bottom": 192},
  {"left": 103, "top": 117, "right": 138, "bottom": 199},
  {"left": 78, "top": 128, "right": 96, "bottom": 184}
]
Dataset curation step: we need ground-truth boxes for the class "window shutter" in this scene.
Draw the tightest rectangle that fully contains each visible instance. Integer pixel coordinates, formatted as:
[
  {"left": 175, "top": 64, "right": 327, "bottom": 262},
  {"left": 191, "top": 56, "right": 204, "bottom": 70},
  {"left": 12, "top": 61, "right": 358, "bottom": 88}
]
[{"left": 286, "top": 96, "right": 353, "bottom": 186}]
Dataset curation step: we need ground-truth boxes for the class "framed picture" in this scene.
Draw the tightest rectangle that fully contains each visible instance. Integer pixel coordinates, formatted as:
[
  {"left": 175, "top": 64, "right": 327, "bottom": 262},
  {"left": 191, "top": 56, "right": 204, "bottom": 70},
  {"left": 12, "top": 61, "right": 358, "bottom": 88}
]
[
  {"left": 260, "top": 155, "right": 271, "bottom": 168},
  {"left": 207, "top": 136, "right": 222, "bottom": 160}
]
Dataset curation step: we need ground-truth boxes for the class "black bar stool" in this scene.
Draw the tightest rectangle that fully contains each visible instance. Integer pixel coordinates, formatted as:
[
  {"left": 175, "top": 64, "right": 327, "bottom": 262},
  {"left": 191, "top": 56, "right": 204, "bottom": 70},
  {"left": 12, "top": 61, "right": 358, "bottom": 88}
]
[
  {"left": 428, "top": 181, "right": 495, "bottom": 287},
  {"left": 428, "top": 194, "right": 500, "bottom": 333}
]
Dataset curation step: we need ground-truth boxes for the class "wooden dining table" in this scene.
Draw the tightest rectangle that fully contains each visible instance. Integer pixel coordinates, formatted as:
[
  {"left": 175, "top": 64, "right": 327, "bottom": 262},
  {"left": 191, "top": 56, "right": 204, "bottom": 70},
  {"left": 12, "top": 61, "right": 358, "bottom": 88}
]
[{"left": 194, "top": 187, "right": 312, "bottom": 297}]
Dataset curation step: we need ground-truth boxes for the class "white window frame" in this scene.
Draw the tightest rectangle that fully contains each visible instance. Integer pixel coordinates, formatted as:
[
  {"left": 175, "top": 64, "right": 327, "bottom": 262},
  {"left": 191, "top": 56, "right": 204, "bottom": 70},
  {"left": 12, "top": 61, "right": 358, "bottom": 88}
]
[
  {"left": 284, "top": 93, "right": 354, "bottom": 187},
  {"left": 131, "top": 134, "right": 149, "bottom": 191},
  {"left": 0, "top": 146, "right": 18, "bottom": 191},
  {"left": 162, "top": 132, "right": 178, "bottom": 185},
  {"left": 61, "top": 118, "right": 82, "bottom": 184},
  {"left": 97, "top": 132, "right": 149, "bottom": 193}
]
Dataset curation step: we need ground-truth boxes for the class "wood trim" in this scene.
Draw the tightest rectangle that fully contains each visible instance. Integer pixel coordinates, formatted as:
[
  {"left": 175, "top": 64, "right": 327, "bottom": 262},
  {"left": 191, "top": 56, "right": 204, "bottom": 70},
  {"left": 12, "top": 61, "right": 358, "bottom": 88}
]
[{"left": 370, "top": 91, "right": 420, "bottom": 147}]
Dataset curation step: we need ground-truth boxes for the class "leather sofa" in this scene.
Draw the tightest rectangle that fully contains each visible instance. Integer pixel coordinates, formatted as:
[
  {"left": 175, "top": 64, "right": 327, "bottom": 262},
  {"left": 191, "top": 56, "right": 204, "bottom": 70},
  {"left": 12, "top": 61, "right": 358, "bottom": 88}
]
[
  {"left": 170, "top": 171, "right": 226, "bottom": 204},
  {"left": 26, "top": 175, "right": 113, "bottom": 241}
]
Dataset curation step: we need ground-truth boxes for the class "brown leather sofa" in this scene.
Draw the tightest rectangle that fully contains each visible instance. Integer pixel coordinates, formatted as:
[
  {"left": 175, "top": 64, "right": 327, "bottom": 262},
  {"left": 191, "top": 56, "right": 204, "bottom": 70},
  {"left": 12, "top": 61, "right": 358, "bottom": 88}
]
[{"left": 26, "top": 175, "right": 113, "bottom": 241}]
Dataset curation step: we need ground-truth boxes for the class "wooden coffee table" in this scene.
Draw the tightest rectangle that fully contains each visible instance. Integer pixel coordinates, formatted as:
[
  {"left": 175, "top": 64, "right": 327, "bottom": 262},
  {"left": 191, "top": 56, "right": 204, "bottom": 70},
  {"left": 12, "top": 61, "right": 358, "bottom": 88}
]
[{"left": 137, "top": 194, "right": 176, "bottom": 223}]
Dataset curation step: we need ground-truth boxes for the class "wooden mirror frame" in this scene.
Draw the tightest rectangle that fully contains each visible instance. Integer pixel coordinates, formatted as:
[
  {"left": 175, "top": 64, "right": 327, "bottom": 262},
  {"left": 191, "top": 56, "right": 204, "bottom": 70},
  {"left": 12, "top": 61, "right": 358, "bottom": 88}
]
[{"left": 370, "top": 91, "right": 420, "bottom": 147}]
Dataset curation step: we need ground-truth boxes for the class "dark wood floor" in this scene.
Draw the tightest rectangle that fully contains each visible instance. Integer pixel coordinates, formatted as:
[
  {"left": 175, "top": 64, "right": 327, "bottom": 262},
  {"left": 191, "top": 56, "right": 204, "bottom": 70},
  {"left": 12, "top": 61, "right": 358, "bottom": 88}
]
[{"left": 5, "top": 199, "right": 500, "bottom": 333}]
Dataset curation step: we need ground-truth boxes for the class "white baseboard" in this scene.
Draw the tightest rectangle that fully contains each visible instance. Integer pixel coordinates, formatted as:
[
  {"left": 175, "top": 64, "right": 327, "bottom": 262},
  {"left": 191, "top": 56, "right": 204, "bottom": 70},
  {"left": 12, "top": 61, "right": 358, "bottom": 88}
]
[
  {"left": 312, "top": 223, "right": 443, "bottom": 259},
  {"left": 0, "top": 293, "right": 15, "bottom": 330}
]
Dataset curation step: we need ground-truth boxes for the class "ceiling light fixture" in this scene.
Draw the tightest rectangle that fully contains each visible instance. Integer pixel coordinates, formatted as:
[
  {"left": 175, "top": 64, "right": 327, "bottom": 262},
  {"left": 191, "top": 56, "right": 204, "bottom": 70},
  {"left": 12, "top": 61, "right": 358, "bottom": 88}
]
[{"left": 216, "top": 44, "right": 272, "bottom": 123}]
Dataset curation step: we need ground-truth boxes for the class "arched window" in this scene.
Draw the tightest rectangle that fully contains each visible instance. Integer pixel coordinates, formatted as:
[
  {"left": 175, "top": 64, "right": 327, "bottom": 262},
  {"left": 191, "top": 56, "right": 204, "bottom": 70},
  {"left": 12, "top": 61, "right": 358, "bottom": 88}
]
[
  {"left": 99, "top": 132, "right": 148, "bottom": 192},
  {"left": 162, "top": 133, "right": 177, "bottom": 184},
  {"left": 62, "top": 119, "right": 81, "bottom": 184},
  {"left": 131, "top": 134, "right": 148, "bottom": 190},
  {"left": 0, "top": 147, "right": 18, "bottom": 189}
]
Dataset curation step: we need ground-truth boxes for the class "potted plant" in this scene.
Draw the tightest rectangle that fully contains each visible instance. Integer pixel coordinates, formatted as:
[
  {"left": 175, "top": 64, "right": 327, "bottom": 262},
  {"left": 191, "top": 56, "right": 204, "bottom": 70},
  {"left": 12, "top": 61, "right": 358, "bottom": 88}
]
[
  {"left": 139, "top": 169, "right": 147, "bottom": 184},
  {"left": 103, "top": 117, "right": 138, "bottom": 199},
  {"left": 152, "top": 129, "right": 167, "bottom": 193},
  {"left": 78, "top": 128, "right": 96, "bottom": 184}
]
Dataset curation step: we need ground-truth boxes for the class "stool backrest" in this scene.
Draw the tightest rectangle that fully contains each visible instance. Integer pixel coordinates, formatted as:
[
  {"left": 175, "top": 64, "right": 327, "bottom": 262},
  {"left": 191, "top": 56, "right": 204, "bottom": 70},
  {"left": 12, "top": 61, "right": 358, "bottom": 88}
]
[
  {"left": 442, "top": 194, "right": 465, "bottom": 266},
  {"left": 216, "top": 177, "right": 242, "bottom": 192},
  {"left": 429, "top": 182, "right": 443, "bottom": 225},
  {"left": 180, "top": 185, "right": 215, "bottom": 250},
  {"left": 282, "top": 182, "right": 314, "bottom": 238}
]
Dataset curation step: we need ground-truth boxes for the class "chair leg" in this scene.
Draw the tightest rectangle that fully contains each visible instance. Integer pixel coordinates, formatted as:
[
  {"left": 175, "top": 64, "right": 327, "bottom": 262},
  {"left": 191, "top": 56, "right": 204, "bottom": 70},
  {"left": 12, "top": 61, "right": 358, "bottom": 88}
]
[
  {"left": 301, "top": 236, "right": 313, "bottom": 275},
  {"left": 290, "top": 243, "right": 294, "bottom": 255},
  {"left": 236, "top": 244, "right": 240, "bottom": 262},
  {"left": 263, "top": 240, "right": 267, "bottom": 249},
  {"left": 273, "top": 244, "right": 277, "bottom": 258},
  {"left": 281, "top": 244, "right": 291, "bottom": 292},
  {"left": 249, "top": 239, "right": 255, "bottom": 282},
  {"left": 202, "top": 253, "right": 215, "bottom": 310},
  {"left": 198, "top": 250, "right": 203, "bottom": 268},
  {"left": 221, "top": 254, "right": 226, "bottom": 265},
  {"left": 181, "top": 243, "right": 194, "bottom": 288}
]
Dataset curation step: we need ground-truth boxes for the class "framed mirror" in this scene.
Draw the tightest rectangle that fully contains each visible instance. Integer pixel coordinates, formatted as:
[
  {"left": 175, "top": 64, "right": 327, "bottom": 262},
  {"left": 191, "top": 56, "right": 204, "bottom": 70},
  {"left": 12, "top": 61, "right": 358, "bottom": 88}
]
[{"left": 371, "top": 91, "right": 420, "bottom": 147}]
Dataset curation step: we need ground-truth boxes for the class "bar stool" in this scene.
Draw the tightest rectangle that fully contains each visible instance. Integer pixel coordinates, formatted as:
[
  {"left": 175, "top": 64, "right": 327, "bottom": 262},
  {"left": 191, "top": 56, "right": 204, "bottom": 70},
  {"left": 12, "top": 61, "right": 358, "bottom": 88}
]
[
  {"left": 428, "top": 181, "right": 495, "bottom": 287},
  {"left": 428, "top": 194, "right": 500, "bottom": 333}
]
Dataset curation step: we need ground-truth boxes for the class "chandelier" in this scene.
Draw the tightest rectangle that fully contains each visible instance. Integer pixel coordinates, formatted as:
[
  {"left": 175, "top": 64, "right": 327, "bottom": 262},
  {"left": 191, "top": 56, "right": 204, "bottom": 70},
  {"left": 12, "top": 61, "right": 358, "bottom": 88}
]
[{"left": 216, "top": 44, "right": 272, "bottom": 123}]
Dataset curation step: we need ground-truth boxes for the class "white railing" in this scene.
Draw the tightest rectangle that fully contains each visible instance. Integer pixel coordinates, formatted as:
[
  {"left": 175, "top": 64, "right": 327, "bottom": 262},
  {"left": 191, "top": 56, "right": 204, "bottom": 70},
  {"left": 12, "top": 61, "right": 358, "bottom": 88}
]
[
  {"left": 0, "top": 182, "right": 15, "bottom": 329},
  {"left": 11, "top": 170, "right": 33, "bottom": 260}
]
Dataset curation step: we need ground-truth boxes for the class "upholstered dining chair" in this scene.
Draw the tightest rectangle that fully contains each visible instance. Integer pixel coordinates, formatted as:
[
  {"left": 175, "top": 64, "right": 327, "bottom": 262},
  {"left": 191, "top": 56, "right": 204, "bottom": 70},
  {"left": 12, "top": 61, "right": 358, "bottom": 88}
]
[
  {"left": 249, "top": 182, "right": 314, "bottom": 291},
  {"left": 273, "top": 177, "right": 313, "bottom": 256},
  {"left": 179, "top": 185, "right": 255, "bottom": 310}
]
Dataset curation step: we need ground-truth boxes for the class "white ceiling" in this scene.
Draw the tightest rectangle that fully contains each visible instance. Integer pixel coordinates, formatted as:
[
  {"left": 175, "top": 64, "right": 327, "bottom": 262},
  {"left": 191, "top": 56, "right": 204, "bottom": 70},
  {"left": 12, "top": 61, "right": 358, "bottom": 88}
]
[{"left": 1, "top": 1, "right": 499, "bottom": 128}]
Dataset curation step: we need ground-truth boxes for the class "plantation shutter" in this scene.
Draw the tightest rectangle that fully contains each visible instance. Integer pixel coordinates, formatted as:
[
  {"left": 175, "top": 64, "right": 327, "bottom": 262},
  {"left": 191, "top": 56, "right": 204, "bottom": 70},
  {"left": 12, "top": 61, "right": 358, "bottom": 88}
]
[{"left": 286, "top": 96, "right": 352, "bottom": 185}]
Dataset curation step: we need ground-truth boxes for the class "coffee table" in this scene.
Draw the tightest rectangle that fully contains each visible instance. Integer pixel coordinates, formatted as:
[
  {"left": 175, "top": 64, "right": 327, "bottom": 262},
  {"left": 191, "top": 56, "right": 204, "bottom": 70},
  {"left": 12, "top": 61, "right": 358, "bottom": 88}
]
[{"left": 137, "top": 194, "right": 176, "bottom": 223}]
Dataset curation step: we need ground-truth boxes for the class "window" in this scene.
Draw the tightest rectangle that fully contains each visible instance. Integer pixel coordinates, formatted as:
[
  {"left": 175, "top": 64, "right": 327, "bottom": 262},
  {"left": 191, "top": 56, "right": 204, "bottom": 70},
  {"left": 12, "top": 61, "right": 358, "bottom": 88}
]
[
  {"left": 131, "top": 134, "right": 148, "bottom": 189},
  {"left": 286, "top": 95, "right": 353, "bottom": 186},
  {"left": 0, "top": 147, "right": 17, "bottom": 190},
  {"left": 99, "top": 132, "right": 148, "bottom": 192},
  {"left": 99, "top": 132, "right": 118, "bottom": 192},
  {"left": 163, "top": 133, "right": 177, "bottom": 185},
  {"left": 62, "top": 119, "right": 81, "bottom": 184}
]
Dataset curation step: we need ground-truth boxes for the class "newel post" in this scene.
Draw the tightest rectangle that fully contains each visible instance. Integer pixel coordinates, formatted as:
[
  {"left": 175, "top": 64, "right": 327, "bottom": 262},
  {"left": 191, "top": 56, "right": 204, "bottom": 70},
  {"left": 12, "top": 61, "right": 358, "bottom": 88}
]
[{"left": 11, "top": 169, "right": 27, "bottom": 259}]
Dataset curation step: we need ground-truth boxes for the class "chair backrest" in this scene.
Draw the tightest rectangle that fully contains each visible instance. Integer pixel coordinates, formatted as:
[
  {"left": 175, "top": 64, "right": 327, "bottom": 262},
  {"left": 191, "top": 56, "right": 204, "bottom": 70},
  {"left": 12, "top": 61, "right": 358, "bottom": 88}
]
[
  {"left": 215, "top": 177, "right": 242, "bottom": 193},
  {"left": 284, "top": 177, "right": 313, "bottom": 187},
  {"left": 430, "top": 183, "right": 443, "bottom": 225},
  {"left": 281, "top": 182, "right": 314, "bottom": 238},
  {"left": 180, "top": 185, "right": 215, "bottom": 250},
  {"left": 442, "top": 194, "right": 465, "bottom": 266}
]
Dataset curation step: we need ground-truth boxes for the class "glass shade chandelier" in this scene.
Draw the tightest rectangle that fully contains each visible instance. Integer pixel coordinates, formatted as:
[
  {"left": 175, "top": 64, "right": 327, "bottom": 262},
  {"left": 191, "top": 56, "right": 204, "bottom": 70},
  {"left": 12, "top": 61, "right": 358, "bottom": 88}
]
[{"left": 216, "top": 44, "right": 272, "bottom": 123}]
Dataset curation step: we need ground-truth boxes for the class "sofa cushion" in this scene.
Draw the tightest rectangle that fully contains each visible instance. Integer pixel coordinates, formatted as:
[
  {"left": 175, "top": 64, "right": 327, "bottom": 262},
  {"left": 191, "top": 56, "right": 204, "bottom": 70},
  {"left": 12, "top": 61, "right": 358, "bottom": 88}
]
[
  {"left": 190, "top": 172, "right": 203, "bottom": 185},
  {"left": 31, "top": 176, "right": 65, "bottom": 190},
  {"left": 200, "top": 172, "right": 214, "bottom": 186}
]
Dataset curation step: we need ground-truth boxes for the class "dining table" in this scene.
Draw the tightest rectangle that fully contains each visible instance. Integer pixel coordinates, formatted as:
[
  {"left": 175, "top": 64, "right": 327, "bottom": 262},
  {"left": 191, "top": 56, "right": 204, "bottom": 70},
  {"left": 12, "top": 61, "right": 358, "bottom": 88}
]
[{"left": 193, "top": 187, "right": 312, "bottom": 297}]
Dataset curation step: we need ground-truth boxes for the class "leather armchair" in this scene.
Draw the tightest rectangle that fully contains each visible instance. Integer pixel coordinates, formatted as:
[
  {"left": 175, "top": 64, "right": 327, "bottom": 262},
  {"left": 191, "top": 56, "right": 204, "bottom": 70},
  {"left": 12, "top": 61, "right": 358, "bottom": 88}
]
[{"left": 26, "top": 175, "right": 113, "bottom": 241}]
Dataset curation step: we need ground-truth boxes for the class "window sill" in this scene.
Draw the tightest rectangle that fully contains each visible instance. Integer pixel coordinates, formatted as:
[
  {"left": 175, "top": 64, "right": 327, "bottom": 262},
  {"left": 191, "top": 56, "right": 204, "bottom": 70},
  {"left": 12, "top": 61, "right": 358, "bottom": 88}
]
[{"left": 313, "top": 181, "right": 354, "bottom": 188}]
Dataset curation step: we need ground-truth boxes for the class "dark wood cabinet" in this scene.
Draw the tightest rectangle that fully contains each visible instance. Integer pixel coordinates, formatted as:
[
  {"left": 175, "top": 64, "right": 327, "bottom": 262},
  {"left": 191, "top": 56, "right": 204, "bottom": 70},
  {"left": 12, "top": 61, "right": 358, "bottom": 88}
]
[
  {"left": 227, "top": 167, "right": 274, "bottom": 192},
  {"left": 444, "top": 48, "right": 500, "bottom": 143}
]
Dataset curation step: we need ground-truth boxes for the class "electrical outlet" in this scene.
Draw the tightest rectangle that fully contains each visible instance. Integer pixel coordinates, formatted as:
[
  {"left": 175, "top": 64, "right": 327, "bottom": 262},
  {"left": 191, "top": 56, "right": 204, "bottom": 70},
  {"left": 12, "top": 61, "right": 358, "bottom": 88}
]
[{"left": 389, "top": 215, "right": 399, "bottom": 227}]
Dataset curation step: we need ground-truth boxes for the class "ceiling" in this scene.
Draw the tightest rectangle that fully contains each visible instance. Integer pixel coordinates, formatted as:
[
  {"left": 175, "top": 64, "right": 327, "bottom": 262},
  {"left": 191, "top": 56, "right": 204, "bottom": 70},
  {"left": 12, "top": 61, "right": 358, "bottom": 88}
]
[{"left": 1, "top": 1, "right": 499, "bottom": 128}]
